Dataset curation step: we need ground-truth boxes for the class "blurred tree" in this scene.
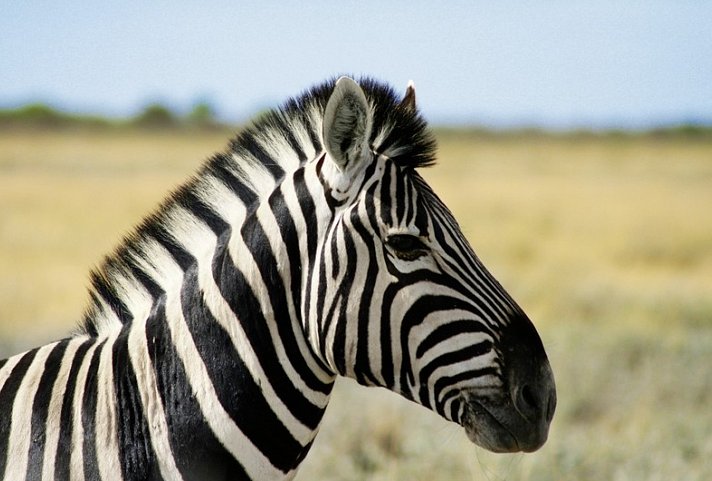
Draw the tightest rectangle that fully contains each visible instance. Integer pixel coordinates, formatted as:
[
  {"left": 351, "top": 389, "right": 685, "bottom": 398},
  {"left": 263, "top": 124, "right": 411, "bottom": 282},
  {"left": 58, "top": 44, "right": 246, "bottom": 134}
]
[
  {"left": 187, "top": 101, "right": 220, "bottom": 129},
  {"left": 0, "top": 103, "right": 64, "bottom": 128},
  {"left": 133, "top": 103, "right": 177, "bottom": 128}
]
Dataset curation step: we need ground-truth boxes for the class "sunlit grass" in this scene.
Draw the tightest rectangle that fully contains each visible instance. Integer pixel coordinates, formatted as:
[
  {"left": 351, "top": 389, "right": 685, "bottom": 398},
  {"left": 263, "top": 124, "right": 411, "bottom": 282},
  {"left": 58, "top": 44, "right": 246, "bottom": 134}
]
[
  {"left": 0, "top": 130, "right": 228, "bottom": 344},
  {"left": 1, "top": 130, "right": 711, "bottom": 479}
]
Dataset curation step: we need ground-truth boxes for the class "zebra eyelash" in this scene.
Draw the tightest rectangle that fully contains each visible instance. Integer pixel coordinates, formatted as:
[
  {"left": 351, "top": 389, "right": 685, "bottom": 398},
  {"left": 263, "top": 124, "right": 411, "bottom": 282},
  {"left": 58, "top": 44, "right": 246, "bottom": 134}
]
[{"left": 384, "top": 233, "right": 429, "bottom": 261}]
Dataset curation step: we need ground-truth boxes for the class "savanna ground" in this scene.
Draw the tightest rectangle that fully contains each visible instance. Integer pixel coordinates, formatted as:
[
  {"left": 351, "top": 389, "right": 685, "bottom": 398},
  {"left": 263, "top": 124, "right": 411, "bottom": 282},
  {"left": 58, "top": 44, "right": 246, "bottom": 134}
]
[{"left": 1, "top": 128, "right": 711, "bottom": 480}]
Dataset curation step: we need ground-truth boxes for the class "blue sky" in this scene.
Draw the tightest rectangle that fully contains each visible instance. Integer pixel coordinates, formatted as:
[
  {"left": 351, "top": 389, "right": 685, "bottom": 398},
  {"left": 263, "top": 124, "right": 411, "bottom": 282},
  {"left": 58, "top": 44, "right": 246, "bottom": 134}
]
[{"left": 2, "top": 1, "right": 711, "bottom": 128}]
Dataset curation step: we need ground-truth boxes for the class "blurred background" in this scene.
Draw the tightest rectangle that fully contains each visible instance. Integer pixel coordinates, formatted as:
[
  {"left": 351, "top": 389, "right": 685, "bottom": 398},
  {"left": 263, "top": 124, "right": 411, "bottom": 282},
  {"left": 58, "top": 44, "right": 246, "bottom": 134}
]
[{"left": 2, "top": 2, "right": 711, "bottom": 480}]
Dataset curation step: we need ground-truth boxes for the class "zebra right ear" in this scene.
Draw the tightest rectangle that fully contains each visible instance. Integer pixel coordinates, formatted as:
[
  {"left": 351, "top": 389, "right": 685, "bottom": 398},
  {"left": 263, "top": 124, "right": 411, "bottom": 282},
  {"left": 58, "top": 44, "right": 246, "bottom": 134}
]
[
  {"left": 400, "top": 80, "right": 417, "bottom": 112},
  {"left": 322, "top": 76, "right": 373, "bottom": 173}
]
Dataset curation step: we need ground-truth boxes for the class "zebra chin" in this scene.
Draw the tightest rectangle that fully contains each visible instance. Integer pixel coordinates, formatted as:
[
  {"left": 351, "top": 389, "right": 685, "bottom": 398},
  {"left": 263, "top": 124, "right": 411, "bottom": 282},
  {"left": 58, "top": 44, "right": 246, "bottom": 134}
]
[{"left": 460, "top": 392, "right": 552, "bottom": 453}]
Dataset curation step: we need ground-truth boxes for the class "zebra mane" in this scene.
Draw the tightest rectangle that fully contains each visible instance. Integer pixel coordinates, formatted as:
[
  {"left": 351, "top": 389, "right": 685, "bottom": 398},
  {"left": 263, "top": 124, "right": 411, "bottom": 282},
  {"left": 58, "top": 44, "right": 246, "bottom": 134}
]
[{"left": 79, "top": 77, "right": 437, "bottom": 335}]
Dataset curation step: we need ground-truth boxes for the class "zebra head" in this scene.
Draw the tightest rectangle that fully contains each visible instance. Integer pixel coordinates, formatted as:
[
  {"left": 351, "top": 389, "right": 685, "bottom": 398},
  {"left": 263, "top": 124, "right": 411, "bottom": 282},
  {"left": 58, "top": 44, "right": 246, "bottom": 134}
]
[{"left": 310, "top": 77, "right": 556, "bottom": 453}]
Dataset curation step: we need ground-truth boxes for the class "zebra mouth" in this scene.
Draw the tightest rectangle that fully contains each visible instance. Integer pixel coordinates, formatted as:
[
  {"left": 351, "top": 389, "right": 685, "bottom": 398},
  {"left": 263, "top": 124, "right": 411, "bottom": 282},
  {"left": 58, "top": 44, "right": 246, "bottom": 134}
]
[
  {"left": 459, "top": 385, "right": 552, "bottom": 454},
  {"left": 461, "top": 398, "right": 520, "bottom": 453}
]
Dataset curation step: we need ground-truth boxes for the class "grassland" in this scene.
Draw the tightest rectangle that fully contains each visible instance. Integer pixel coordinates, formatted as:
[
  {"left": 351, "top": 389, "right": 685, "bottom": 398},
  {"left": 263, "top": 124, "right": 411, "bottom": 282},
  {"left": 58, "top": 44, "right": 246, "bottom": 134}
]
[{"left": 1, "top": 129, "right": 711, "bottom": 480}]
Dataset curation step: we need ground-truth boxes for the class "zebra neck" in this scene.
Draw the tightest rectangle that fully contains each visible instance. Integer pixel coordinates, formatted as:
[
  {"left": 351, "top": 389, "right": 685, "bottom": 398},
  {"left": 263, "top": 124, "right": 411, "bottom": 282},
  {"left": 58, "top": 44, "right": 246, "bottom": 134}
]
[
  {"left": 216, "top": 161, "right": 337, "bottom": 380},
  {"left": 127, "top": 166, "right": 335, "bottom": 477}
]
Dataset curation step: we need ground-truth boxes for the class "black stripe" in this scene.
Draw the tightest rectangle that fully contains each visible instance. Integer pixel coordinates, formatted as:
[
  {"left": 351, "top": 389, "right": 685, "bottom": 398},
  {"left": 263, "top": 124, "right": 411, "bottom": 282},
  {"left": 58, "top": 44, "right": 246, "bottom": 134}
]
[
  {"left": 25, "top": 340, "right": 70, "bottom": 481},
  {"left": 380, "top": 282, "right": 416, "bottom": 396},
  {"left": 416, "top": 320, "right": 492, "bottom": 359},
  {"left": 82, "top": 340, "right": 106, "bottom": 481},
  {"left": 350, "top": 198, "right": 381, "bottom": 386},
  {"left": 181, "top": 269, "right": 304, "bottom": 473},
  {"left": 178, "top": 189, "right": 231, "bottom": 236},
  {"left": 296, "top": 112, "right": 322, "bottom": 154},
  {"left": 297, "top": 159, "right": 326, "bottom": 357},
  {"left": 146, "top": 305, "right": 249, "bottom": 480},
  {"left": 269, "top": 186, "right": 332, "bottom": 375},
  {"left": 275, "top": 121, "right": 308, "bottom": 163},
  {"left": 430, "top": 209, "right": 475, "bottom": 272},
  {"left": 0, "top": 348, "right": 39, "bottom": 478},
  {"left": 293, "top": 168, "right": 318, "bottom": 262},
  {"left": 379, "top": 163, "right": 393, "bottom": 227},
  {"left": 402, "top": 175, "right": 416, "bottom": 226},
  {"left": 241, "top": 136, "right": 286, "bottom": 181},
  {"left": 148, "top": 223, "right": 193, "bottom": 272},
  {"left": 383, "top": 284, "right": 412, "bottom": 395},
  {"left": 397, "top": 269, "right": 504, "bottom": 332},
  {"left": 113, "top": 329, "right": 163, "bottom": 481},
  {"left": 206, "top": 158, "right": 258, "bottom": 207},
  {"left": 417, "top": 341, "right": 494, "bottom": 390},
  {"left": 394, "top": 163, "right": 407, "bottom": 223},
  {"left": 90, "top": 270, "right": 133, "bottom": 324},
  {"left": 325, "top": 225, "right": 356, "bottom": 376},
  {"left": 399, "top": 295, "right": 498, "bottom": 394},
  {"left": 329, "top": 229, "right": 340, "bottom": 280},
  {"left": 434, "top": 239, "right": 511, "bottom": 323},
  {"left": 125, "top": 251, "right": 164, "bottom": 300},
  {"left": 319, "top": 260, "right": 344, "bottom": 367},
  {"left": 449, "top": 397, "right": 463, "bottom": 423},
  {"left": 55, "top": 339, "right": 93, "bottom": 481},
  {"left": 433, "top": 367, "right": 499, "bottom": 413},
  {"left": 429, "top": 210, "right": 479, "bottom": 277}
]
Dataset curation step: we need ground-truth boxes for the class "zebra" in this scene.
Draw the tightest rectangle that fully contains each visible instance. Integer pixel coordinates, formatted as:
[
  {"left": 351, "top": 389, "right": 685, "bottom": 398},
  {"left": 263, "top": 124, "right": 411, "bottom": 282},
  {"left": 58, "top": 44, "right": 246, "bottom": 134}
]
[{"left": 0, "top": 76, "right": 555, "bottom": 480}]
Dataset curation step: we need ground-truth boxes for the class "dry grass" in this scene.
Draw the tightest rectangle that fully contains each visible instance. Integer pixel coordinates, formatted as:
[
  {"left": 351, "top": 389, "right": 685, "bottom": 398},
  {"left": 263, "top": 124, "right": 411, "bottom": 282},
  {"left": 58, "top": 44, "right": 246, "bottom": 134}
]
[
  {"left": 0, "top": 130, "right": 227, "bottom": 344},
  {"left": 1, "top": 130, "right": 711, "bottom": 480}
]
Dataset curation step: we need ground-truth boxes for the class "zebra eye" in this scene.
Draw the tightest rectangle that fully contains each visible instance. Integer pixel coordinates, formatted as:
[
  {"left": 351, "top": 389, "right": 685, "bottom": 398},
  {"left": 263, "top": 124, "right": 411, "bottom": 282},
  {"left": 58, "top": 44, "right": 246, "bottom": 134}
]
[{"left": 385, "top": 234, "right": 428, "bottom": 260}]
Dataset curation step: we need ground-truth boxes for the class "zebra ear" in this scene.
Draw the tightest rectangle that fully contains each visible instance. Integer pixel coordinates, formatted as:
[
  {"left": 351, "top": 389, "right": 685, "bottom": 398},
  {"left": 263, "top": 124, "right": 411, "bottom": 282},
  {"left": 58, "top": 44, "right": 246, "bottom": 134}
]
[
  {"left": 322, "top": 76, "right": 373, "bottom": 172},
  {"left": 401, "top": 80, "right": 417, "bottom": 112}
]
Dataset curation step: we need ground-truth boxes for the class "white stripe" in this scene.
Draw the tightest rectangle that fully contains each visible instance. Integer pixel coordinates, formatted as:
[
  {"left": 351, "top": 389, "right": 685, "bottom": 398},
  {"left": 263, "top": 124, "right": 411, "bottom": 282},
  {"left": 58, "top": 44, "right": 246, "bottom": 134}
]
[
  {"left": 194, "top": 174, "right": 248, "bottom": 227},
  {"left": 94, "top": 331, "right": 123, "bottom": 481},
  {"left": 255, "top": 130, "right": 301, "bottom": 173},
  {"left": 0, "top": 353, "right": 22, "bottom": 390},
  {"left": 70, "top": 341, "right": 100, "bottom": 480},
  {"left": 286, "top": 116, "right": 318, "bottom": 162},
  {"left": 41, "top": 337, "right": 87, "bottom": 481},
  {"left": 128, "top": 320, "right": 185, "bottom": 481},
  {"left": 228, "top": 151, "right": 277, "bottom": 199},
  {"left": 5, "top": 344, "right": 54, "bottom": 481},
  {"left": 91, "top": 293, "right": 124, "bottom": 334},
  {"left": 302, "top": 162, "right": 331, "bottom": 249},
  {"left": 107, "top": 263, "right": 153, "bottom": 330}
]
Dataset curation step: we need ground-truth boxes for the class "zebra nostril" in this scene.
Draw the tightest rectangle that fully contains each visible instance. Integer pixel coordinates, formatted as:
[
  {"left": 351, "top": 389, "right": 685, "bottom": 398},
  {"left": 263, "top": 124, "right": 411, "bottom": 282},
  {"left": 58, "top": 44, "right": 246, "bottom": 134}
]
[
  {"left": 520, "top": 384, "right": 539, "bottom": 410},
  {"left": 513, "top": 379, "right": 556, "bottom": 423},
  {"left": 515, "top": 384, "right": 541, "bottom": 419},
  {"left": 499, "top": 311, "right": 557, "bottom": 429}
]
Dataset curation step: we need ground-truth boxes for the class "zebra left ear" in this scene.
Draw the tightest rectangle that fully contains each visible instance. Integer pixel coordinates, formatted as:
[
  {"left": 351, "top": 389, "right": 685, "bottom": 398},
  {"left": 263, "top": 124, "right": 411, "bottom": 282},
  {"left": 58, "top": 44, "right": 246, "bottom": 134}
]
[{"left": 322, "top": 76, "right": 373, "bottom": 172}]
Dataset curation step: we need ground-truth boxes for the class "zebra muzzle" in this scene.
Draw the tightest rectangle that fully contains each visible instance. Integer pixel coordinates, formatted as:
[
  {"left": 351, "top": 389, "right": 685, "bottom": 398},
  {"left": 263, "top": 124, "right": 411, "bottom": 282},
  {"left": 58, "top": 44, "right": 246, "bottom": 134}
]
[{"left": 461, "top": 313, "right": 556, "bottom": 453}]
